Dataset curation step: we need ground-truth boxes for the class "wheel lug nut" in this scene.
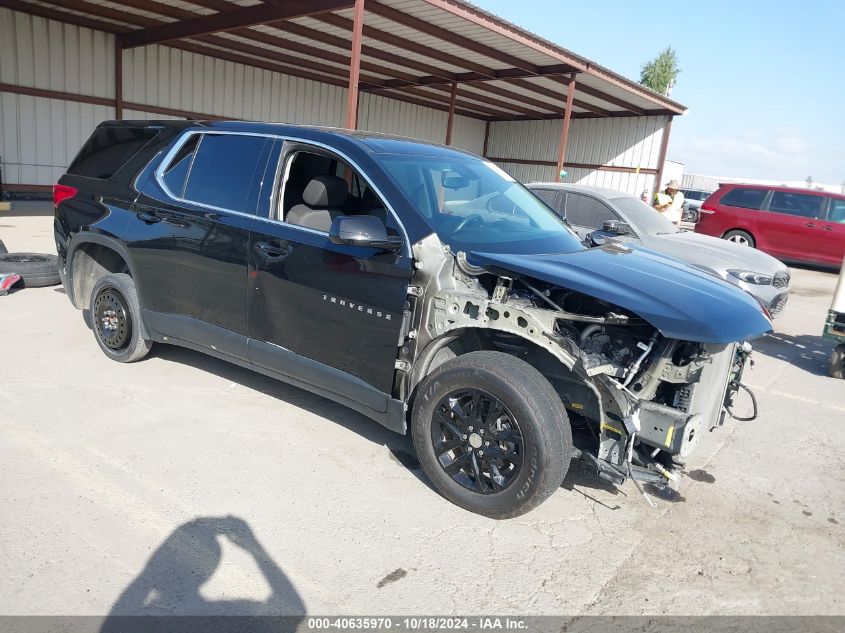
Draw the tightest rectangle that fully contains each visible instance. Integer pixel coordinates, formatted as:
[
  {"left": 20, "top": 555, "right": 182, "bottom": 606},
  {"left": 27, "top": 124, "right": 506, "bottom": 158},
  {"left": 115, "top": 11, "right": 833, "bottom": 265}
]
[
  {"left": 485, "top": 441, "right": 490, "bottom": 447},
  {"left": 462, "top": 434, "right": 467, "bottom": 440},
  {"left": 477, "top": 450, "right": 484, "bottom": 456},
  {"left": 468, "top": 426, "right": 474, "bottom": 431},
  {"left": 479, "top": 429, "right": 484, "bottom": 435}
]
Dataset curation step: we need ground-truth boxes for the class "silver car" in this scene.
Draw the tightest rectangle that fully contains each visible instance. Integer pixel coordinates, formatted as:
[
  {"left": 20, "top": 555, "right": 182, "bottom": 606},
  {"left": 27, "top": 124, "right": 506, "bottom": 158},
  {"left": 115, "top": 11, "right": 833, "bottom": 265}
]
[{"left": 527, "top": 183, "right": 791, "bottom": 318}]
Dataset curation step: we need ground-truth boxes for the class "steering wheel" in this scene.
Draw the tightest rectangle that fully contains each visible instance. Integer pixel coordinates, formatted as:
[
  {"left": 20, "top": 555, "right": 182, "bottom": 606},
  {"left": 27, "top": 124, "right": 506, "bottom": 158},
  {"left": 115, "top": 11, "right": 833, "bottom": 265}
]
[{"left": 452, "top": 214, "right": 484, "bottom": 233}]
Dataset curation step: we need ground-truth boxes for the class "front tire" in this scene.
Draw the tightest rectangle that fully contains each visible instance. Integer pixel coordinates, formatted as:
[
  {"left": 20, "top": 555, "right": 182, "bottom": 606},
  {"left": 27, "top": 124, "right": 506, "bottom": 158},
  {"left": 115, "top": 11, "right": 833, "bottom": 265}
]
[
  {"left": 723, "top": 229, "right": 755, "bottom": 248},
  {"left": 89, "top": 273, "right": 152, "bottom": 363},
  {"left": 411, "top": 351, "right": 572, "bottom": 518}
]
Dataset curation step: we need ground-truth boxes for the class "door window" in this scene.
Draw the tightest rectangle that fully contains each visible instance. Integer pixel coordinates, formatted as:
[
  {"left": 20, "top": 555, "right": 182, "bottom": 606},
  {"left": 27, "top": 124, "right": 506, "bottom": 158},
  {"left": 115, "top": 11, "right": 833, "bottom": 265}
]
[
  {"left": 160, "top": 133, "right": 271, "bottom": 214},
  {"left": 826, "top": 199, "right": 845, "bottom": 224},
  {"left": 531, "top": 188, "right": 561, "bottom": 211},
  {"left": 719, "top": 188, "right": 767, "bottom": 210},
  {"left": 565, "top": 194, "right": 620, "bottom": 230},
  {"left": 279, "top": 149, "right": 396, "bottom": 235},
  {"left": 768, "top": 191, "right": 824, "bottom": 219}
]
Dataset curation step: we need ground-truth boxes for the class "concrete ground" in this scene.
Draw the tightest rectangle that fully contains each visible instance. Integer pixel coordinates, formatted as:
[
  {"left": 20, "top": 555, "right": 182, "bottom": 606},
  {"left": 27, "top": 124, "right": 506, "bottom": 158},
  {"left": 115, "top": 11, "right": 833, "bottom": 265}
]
[{"left": 1, "top": 201, "right": 843, "bottom": 616}]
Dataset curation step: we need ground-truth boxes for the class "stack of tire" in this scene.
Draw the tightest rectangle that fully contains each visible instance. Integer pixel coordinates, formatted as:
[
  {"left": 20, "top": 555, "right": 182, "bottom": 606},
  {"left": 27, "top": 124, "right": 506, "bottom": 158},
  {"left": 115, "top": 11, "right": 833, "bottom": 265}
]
[{"left": 0, "top": 238, "right": 60, "bottom": 288}]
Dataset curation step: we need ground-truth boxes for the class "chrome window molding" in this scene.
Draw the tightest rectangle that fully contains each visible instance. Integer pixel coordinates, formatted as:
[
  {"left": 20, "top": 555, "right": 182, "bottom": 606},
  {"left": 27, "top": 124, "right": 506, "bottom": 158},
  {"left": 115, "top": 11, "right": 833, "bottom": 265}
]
[{"left": 153, "top": 129, "right": 412, "bottom": 257}]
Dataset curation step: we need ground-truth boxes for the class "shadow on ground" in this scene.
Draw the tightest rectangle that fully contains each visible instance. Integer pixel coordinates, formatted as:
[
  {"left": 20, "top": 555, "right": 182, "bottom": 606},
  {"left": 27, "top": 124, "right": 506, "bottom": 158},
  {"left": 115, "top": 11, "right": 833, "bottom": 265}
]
[
  {"left": 753, "top": 331, "right": 835, "bottom": 377},
  {"left": 100, "top": 516, "right": 304, "bottom": 632},
  {"left": 153, "top": 345, "right": 426, "bottom": 482}
]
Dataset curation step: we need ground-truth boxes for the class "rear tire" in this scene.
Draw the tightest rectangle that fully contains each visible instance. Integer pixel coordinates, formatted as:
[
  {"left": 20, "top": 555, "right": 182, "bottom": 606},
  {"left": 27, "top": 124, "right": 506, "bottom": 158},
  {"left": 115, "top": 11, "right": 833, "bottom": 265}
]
[
  {"left": 830, "top": 344, "right": 845, "bottom": 380},
  {"left": 0, "top": 252, "right": 60, "bottom": 287},
  {"left": 89, "top": 273, "right": 152, "bottom": 363},
  {"left": 722, "top": 229, "right": 755, "bottom": 248},
  {"left": 411, "top": 351, "right": 571, "bottom": 519}
]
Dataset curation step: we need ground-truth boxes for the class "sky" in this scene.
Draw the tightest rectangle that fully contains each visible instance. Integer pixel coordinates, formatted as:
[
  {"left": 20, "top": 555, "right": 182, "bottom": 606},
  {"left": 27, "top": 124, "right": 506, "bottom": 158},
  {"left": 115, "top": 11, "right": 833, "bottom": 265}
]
[{"left": 475, "top": 0, "right": 845, "bottom": 186}]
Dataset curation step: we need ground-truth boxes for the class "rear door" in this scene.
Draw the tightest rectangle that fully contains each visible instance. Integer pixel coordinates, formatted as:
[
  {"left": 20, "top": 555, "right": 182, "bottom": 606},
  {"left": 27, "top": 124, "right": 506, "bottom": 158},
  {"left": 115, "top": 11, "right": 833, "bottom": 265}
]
[
  {"left": 762, "top": 190, "right": 826, "bottom": 261},
  {"left": 819, "top": 197, "right": 845, "bottom": 265},
  {"left": 130, "top": 131, "right": 275, "bottom": 357}
]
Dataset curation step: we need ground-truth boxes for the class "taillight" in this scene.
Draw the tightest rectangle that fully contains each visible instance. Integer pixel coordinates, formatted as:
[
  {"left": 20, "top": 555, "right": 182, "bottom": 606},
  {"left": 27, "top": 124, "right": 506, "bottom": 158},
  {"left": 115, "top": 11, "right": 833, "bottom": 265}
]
[{"left": 53, "top": 184, "right": 77, "bottom": 209}]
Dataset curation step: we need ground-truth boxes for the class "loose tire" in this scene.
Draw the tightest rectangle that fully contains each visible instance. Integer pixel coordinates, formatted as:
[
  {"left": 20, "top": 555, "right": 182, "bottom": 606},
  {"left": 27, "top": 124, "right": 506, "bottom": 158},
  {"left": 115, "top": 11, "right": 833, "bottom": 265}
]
[
  {"left": 723, "top": 229, "right": 755, "bottom": 248},
  {"left": 89, "top": 273, "right": 152, "bottom": 363},
  {"left": 0, "top": 252, "right": 60, "bottom": 287},
  {"left": 830, "top": 344, "right": 845, "bottom": 380},
  {"left": 411, "top": 351, "right": 572, "bottom": 518}
]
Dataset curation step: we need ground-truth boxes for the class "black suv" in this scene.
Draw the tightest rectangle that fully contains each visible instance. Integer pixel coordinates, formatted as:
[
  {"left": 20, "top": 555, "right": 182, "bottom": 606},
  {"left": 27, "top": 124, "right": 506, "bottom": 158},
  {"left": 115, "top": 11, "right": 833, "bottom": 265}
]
[{"left": 55, "top": 121, "right": 771, "bottom": 517}]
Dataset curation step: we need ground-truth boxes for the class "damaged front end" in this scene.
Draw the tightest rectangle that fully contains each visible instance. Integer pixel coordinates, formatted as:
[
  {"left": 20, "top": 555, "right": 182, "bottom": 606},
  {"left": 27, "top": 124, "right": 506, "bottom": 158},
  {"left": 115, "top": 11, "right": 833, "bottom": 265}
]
[{"left": 400, "top": 234, "right": 766, "bottom": 494}]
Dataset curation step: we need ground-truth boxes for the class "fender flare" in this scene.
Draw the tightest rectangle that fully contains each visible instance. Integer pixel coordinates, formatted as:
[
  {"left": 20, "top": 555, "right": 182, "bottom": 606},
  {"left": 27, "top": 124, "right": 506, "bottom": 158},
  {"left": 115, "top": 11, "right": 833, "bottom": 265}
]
[{"left": 66, "top": 232, "right": 150, "bottom": 339}]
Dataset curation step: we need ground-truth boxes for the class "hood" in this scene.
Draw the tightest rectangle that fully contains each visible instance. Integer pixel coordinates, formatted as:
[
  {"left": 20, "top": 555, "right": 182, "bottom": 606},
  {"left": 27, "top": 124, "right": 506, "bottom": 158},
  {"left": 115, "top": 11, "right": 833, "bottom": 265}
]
[
  {"left": 642, "top": 231, "right": 787, "bottom": 275},
  {"left": 467, "top": 244, "right": 773, "bottom": 344}
]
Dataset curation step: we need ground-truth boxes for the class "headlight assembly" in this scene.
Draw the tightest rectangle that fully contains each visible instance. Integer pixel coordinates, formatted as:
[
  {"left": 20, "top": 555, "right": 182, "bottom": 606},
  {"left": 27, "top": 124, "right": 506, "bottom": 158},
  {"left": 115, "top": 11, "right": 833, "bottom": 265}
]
[{"left": 728, "top": 269, "right": 773, "bottom": 285}]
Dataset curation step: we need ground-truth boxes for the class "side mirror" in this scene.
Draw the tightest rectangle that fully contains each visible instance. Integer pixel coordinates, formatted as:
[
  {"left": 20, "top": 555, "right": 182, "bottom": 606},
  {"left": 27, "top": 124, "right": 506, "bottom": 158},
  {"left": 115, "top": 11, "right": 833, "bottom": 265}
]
[
  {"left": 329, "top": 215, "right": 403, "bottom": 252},
  {"left": 602, "top": 220, "right": 631, "bottom": 235},
  {"left": 585, "top": 230, "right": 609, "bottom": 247}
]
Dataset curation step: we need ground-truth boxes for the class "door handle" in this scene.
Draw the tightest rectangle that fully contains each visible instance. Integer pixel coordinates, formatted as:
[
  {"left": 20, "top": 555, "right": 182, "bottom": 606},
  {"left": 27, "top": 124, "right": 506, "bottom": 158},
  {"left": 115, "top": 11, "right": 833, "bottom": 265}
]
[
  {"left": 255, "top": 241, "right": 290, "bottom": 257},
  {"left": 162, "top": 216, "right": 191, "bottom": 229},
  {"left": 136, "top": 211, "right": 161, "bottom": 224},
  {"left": 803, "top": 221, "right": 817, "bottom": 228},
  {"left": 822, "top": 225, "right": 834, "bottom": 231}
]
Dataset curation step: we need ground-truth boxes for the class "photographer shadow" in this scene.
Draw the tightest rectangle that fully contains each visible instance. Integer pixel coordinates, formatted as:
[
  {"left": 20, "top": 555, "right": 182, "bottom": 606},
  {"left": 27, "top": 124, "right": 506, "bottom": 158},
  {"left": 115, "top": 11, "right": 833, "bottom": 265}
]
[{"left": 101, "top": 516, "right": 305, "bottom": 633}]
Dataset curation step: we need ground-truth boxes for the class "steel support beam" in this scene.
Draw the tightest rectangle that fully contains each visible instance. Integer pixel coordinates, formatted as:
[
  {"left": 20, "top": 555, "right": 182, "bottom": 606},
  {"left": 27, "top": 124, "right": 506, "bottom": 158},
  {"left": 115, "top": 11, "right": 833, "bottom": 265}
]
[
  {"left": 445, "top": 82, "right": 458, "bottom": 145},
  {"left": 555, "top": 74, "right": 576, "bottom": 181},
  {"left": 120, "top": 0, "right": 353, "bottom": 49},
  {"left": 345, "top": 0, "right": 365, "bottom": 129},
  {"left": 653, "top": 117, "right": 674, "bottom": 195},
  {"left": 114, "top": 37, "right": 123, "bottom": 118}
]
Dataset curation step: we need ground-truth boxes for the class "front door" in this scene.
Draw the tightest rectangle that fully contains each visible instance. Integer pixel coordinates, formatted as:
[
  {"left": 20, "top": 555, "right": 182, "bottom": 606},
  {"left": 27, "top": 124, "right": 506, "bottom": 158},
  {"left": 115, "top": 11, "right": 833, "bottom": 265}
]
[
  {"left": 819, "top": 198, "right": 845, "bottom": 266},
  {"left": 247, "top": 144, "right": 413, "bottom": 411}
]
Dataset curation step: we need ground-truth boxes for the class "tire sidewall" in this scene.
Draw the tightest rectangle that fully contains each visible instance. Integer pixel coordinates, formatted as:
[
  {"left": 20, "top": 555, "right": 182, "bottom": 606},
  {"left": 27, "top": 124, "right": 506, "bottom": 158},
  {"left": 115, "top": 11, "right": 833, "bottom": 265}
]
[
  {"left": 90, "top": 274, "right": 145, "bottom": 362},
  {"left": 412, "top": 359, "right": 564, "bottom": 518},
  {"left": 723, "top": 230, "right": 754, "bottom": 248}
]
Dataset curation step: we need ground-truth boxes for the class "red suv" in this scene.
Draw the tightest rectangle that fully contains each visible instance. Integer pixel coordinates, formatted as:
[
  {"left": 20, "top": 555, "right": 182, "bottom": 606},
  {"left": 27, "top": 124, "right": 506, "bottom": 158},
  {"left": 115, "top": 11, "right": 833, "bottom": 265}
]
[{"left": 695, "top": 184, "right": 845, "bottom": 267}]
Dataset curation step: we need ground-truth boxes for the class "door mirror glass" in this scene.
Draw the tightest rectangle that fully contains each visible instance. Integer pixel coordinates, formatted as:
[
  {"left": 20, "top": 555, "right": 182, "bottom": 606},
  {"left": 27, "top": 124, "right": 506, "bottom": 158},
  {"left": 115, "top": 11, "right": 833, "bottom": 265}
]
[
  {"left": 602, "top": 219, "right": 632, "bottom": 235},
  {"left": 329, "top": 215, "right": 402, "bottom": 251}
]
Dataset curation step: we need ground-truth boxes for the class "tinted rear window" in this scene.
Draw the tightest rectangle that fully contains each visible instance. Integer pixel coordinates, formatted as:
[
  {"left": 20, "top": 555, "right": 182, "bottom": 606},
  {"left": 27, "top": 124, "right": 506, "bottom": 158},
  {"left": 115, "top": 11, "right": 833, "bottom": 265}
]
[
  {"left": 68, "top": 126, "right": 159, "bottom": 179},
  {"left": 768, "top": 191, "right": 824, "bottom": 218},
  {"left": 719, "top": 188, "right": 767, "bottom": 210}
]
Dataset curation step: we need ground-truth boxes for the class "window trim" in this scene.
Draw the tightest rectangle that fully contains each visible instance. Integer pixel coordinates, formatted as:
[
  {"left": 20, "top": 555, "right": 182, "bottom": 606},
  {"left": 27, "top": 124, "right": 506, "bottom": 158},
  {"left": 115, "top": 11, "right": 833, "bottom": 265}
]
[
  {"left": 155, "top": 131, "right": 411, "bottom": 257},
  {"left": 155, "top": 130, "right": 275, "bottom": 216}
]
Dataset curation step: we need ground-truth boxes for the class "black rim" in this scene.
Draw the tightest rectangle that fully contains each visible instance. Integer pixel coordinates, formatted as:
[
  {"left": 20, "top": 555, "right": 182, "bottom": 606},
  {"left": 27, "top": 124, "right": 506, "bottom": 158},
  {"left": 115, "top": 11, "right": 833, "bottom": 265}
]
[
  {"left": 93, "top": 287, "right": 132, "bottom": 351},
  {"left": 431, "top": 388, "right": 524, "bottom": 494}
]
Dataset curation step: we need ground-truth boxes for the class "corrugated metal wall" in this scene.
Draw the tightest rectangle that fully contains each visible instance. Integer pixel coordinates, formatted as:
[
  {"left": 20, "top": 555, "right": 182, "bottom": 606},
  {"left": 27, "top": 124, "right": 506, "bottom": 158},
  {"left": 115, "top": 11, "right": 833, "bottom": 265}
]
[
  {"left": 486, "top": 115, "right": 670, "bottom": 196},
  {"left": 0, "top": 8, "right": 483, "bottom": 187}
]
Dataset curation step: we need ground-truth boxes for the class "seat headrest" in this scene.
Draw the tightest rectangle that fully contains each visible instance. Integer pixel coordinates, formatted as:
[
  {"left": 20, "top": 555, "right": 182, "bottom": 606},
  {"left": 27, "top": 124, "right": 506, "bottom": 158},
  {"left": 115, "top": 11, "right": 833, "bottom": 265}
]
[{"left": 303, "top": 175, "right": 347, "bottom": 208}]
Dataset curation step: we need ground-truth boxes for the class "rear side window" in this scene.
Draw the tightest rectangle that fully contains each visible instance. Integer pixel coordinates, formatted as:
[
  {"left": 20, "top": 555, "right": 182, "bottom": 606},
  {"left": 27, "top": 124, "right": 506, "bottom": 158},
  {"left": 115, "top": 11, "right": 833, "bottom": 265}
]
[
  {"left": 162, "top": 133, "right": 271, "bottom": 213},
  {"left": 768, "top": 191, "right": 824, "bottom": 218},
  {"left": 565, "top": 193, "right": 619, "bottom": 229},
  {"left": 828, "top": 199, "right": 845, "bottom": 224},
  {"left": 719, "top": 188, "right": 767, "bottom": 210},
  {"left": 68, "top": 126, "right": 159, "bottom": 179}
]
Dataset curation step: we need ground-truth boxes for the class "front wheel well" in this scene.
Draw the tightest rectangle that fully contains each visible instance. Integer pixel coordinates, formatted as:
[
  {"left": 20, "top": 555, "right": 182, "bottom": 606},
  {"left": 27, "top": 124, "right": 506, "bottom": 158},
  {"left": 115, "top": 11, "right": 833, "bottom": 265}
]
[{"left": 70, "top": 243, "right": 131, "bottom": 309}]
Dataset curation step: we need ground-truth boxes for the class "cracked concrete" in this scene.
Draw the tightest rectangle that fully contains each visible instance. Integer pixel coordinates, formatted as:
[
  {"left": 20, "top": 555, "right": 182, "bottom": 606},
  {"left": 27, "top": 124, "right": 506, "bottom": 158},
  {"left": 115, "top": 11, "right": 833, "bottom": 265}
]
[{"left": 1, "top": 202, "right": 843, "bottom": 615}]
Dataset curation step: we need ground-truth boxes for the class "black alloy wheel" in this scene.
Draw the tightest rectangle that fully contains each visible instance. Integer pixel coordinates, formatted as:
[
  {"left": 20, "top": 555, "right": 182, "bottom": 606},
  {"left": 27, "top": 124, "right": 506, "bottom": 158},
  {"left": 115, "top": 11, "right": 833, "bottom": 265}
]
[
  {"left": 93, "top": 287, "right": 132, "bottom": 352},
  {"left": 432, "top": 388, "right": 524, "bottom": 494}
]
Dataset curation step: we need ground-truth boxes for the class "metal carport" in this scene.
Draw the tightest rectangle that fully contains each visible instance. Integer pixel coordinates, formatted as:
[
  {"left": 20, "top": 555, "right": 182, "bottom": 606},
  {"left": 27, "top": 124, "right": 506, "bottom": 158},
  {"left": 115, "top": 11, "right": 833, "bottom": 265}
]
[{"left": 0, "top": 0, "right": 686, "bottom": 195}]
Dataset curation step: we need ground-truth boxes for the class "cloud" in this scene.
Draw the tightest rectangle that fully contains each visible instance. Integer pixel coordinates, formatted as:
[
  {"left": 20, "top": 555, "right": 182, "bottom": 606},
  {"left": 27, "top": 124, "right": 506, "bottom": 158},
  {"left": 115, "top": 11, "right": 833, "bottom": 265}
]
[{"left": 670, "top": 133, "right": 825, "bottom": 182}]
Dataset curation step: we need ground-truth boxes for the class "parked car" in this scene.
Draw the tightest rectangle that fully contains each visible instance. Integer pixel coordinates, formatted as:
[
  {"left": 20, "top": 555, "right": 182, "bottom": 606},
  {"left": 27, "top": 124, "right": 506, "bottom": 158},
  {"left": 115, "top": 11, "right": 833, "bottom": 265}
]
[
  {"left": 55, "top": 121, "right": 772, "bottom": 518},
  {"left": 694, "top": 183, "right": 845, "bottom": 267},
  {"left": 526, "top": 183, "right": 791, "bottom": 318},
  {"left": 680, "top": 187, "right": 712, "bottom": 223}
]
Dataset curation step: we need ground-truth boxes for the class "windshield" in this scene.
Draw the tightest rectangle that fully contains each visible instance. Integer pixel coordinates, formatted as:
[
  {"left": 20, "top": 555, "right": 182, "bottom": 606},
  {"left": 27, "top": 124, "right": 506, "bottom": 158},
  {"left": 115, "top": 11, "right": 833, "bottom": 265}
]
[
  {"left": 612, "top": 196, "right": 679, "bottom": 235},
  {"left": 375, "top": 154, "right": 584, "bottom": 254}
]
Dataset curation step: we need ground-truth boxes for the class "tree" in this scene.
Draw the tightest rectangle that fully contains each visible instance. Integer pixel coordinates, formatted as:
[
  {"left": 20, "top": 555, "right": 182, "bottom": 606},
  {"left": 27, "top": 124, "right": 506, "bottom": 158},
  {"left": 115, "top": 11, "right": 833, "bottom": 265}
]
[{"left": 640, "top": 47, "right": 681, "bottom": 96}]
